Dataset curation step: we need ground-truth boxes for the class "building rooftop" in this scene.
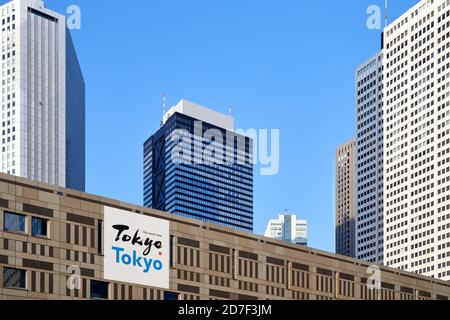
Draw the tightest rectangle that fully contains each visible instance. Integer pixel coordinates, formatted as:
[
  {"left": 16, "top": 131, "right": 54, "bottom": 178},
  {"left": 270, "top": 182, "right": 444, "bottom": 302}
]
[{"left": 163, "top": 99, "right": 234, "bottom": 131}]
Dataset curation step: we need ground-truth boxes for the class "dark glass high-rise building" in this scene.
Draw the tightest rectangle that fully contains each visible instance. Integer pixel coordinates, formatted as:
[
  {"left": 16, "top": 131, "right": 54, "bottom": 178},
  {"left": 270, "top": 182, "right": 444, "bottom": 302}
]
[{"left": 144, "top": 100, "right": 253, "bottom": 232}]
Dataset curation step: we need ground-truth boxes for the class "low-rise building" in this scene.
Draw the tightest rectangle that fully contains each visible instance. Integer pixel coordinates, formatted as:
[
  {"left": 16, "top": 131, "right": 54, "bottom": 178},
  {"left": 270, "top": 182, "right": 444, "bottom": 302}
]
[{"left": 0, "top": 173, "right": 448, "bottom": 300}]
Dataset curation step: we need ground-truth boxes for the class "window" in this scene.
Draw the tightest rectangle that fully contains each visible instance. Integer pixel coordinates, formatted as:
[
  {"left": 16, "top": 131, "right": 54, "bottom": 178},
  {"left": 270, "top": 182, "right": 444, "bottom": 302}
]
[
  {"left": 31, "top": 217, "right": 48, "bottom": 237},
  {"left": 164, "top": 291, "right": 179, "bottom": 301},
  {"left": 170, "top": 236, "right": 174, "bottom": 267},
  {"left": 3, "top": 212, "right": 25, "bottom": 233},
  {"left": 28, "top": 7, "right": 58, "bottom": 23},
  {"left": 98, "top": 220, "right": 103, "bottom": 255},
  {"left": 90, "top": 280, "right": 108, "bottom": 300},
  {"left": 3, "top": 268, "right": 26, "bottom": 289}
]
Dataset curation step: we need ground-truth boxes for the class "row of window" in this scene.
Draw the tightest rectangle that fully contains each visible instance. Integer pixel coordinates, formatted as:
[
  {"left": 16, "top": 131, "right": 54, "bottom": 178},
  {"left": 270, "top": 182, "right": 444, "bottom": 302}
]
[
  {"left": 3, "top": 211, "right": 47, "bottom": 237},
  {"left": 1, "top": 267, "right": 180, "bottom": 300},
  {"left": 3, "top": 268, "right": 178, "bottom": 300},
  {"left": 2, "top": 266, "right": 107, "bottom": 299}
]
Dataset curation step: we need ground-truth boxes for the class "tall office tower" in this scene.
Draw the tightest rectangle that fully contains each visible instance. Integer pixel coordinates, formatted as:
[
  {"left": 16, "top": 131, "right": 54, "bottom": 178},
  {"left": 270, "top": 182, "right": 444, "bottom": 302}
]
[
  {"left": 336, "top": 139, "right": 357, "bottom": 257},
  {"left": 0, "top": 0, "right": 85, "bottom": 191},
  {"left": 264, "top": 212, "right": 308, "bottom": 246},
  {"left": 383, "top": 0, "right": 450, "bottom": 280},
  {"left": 143, "top": 99, "right": 254, "bottom": 232},
  {"left": 355, "top": 53, "right": 385, "bottom": 264}
]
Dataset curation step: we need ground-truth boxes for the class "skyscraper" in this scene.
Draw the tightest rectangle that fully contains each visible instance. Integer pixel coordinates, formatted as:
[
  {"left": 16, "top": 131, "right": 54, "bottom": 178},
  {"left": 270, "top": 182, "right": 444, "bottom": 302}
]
[
  {"left": 335, "top": 139, "right": 356, "bottom": 257},
  {"left": 264, "top": 213, "right": 307, "bottom": 246},
  {"left": 143, "top": 99, "right": 253, "bottom": 232},
  {"left": 0, "top": 0, "right": 85, "bottom": 191},
  {"left": 355, "top": 52, "right": 384, "bottom": 264},
  {"left": 383, "top": 0, "right": 450, "bottom": 280}
]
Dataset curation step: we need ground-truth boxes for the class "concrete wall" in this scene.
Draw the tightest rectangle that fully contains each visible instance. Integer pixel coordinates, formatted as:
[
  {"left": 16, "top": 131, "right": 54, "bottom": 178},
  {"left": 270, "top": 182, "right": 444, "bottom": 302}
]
[{"left": 0, "top": 173, "right": 448, "bottom": 300}]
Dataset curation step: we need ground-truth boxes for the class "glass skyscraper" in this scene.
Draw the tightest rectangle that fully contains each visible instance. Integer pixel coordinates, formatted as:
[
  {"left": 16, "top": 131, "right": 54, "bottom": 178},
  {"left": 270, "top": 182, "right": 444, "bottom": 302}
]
[{"left": 144, "top": 99, "right": 253, "bottom": 232}]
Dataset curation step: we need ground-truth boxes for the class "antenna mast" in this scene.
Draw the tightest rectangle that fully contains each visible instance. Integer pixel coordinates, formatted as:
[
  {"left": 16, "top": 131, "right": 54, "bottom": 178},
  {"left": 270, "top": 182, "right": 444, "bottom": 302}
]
[
  {"left": 385, "top": 0, "right": 388, "bottom": 28},
  {"left": 160, "top": 93, "right": 167, "bottom": 127},
  {"left": 163, "top": 93, "right": 167, "bottom": 115}
]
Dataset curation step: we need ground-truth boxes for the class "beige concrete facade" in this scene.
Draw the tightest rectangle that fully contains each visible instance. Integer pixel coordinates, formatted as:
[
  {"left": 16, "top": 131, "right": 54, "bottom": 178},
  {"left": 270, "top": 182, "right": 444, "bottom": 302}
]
[
  {"left": 336, "top": 140, "right": 357, "bottom": 258},
  {"left": 0, "top": 173, "right": 449, "bottom": 300}
]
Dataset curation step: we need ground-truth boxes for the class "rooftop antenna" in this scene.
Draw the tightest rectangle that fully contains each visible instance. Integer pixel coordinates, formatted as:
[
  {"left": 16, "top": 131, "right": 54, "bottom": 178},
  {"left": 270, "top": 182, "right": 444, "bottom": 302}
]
[
  {"left": 160, "top": 93, "right": 167, "bottom": 127},
  {"left": 385, "top": 0, "right": 388, "bottom": 28},
  {"left": 163, "top": 93, "right": 167, "bottom": 115}
]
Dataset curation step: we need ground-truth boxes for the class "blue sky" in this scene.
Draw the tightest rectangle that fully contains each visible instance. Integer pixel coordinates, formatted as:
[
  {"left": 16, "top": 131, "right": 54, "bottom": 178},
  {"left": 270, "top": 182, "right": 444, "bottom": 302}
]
[{"left": 40, "top": 0, "right": 419, "bottom": 253}]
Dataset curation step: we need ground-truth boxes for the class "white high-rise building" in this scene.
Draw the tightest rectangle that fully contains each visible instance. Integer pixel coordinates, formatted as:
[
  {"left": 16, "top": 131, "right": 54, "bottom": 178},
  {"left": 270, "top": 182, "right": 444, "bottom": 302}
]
[
  {"left": 383, "top": 0, "right": 450, "bottom": 280},
  {"left": 0, "top": 0, "right": 85, "bottom": 191},
  {"left": 264, "top": 213, "right": 307, "bottom": 246},
  {"left": 355, "top": 52, "right": 385, "bottom": 264}
]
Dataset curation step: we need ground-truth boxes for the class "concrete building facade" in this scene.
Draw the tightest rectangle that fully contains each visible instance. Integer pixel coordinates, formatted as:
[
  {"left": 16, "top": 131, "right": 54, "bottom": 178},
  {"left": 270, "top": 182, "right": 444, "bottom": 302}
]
[
  {"left": 0, "top": 173, "right": 448, "bottom": 300},
  {"left": 336, "top": 140, "right": 356, "bottom": 258},
  {"left": 355, "top": 53, "right": 385, "bottom": 264},
  {"left": 383, "top": 0, "right": 450, "bottom": 280},
  {"left": 264, "top": 213, "right": 307, "bottom": 246}
]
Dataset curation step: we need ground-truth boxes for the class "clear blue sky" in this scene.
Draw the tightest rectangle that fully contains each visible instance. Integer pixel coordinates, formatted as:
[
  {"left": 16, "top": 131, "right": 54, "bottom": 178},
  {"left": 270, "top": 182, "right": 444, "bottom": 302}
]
[{"left": 42, "top": 0, "right": 418, "bottom": 253}]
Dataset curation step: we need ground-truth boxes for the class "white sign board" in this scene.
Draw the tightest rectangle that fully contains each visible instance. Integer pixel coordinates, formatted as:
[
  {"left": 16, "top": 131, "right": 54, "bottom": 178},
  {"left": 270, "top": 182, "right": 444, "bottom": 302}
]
[{"left": 104, "top": 206, "right": 170, "bottom": 289}]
